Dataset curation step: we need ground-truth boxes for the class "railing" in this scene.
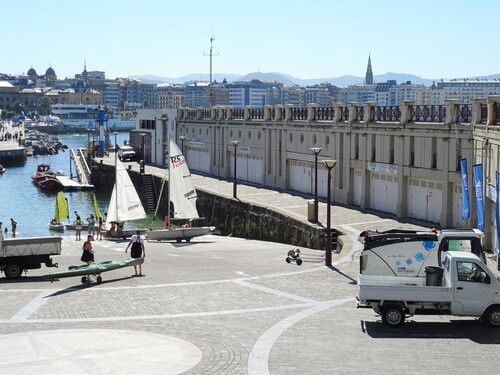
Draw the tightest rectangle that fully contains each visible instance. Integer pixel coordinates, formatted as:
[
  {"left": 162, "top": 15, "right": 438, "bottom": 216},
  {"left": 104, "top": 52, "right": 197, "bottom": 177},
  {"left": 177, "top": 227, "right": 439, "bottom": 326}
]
[
  {"left": 409, "top": 105, "right": 445, "bottom": 122},
  {"left": 373, "top": 106, "right": 401, "bottom": 122},
  {"left": 178, "top": 96, "right": 500, "bottom": 125}
]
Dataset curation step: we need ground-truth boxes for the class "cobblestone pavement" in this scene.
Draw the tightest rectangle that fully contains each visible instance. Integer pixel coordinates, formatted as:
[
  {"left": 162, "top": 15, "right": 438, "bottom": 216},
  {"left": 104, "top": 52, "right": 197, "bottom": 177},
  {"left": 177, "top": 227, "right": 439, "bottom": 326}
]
[{"left": 1, "top": 171, "right": 500, "bottom": 374}]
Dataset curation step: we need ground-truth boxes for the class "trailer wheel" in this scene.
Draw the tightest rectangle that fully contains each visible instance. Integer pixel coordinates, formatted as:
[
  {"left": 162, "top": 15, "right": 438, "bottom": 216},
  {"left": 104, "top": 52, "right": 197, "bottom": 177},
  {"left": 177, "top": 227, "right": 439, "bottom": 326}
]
[
  {"left": 296, "top": 258, "right": 303, "bottom": 265},
  {"left": 286, "top": 257, "right": 291, "bottom": 263},
  {"left": 81, "top": 276, "right": 88, "bottom": 284},
  {"left": 96, "top": 275, "right": 102, "bottom": 284},
  {"left": 381, "top": 306, "right": 405, "bottom": 328},
  {"left": 4, "top": 262, "right": 23, "bottom": 279},
  {"left": 176, "top": 238, "right": 182, "bottom": 243},
  {"left": 482, "top": 306, "right": 500, "bottom": 327}
]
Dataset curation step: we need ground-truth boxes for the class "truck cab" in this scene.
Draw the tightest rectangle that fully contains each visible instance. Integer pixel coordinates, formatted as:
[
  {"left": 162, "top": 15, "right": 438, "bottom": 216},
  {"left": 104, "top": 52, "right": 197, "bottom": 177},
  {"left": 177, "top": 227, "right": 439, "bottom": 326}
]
[
  {"left": 357, "top": 251, "right": 500, "bottom": 327},
  {"left": 358, "top": 228, "right": 486, "bottom": 277}
]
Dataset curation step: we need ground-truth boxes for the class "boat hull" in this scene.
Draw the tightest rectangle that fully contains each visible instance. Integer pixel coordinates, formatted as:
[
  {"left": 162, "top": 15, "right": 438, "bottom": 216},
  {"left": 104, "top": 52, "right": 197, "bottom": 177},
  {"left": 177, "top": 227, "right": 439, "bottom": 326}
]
[
  {"left": 44, "top": 258, "right": 144, "bottom": 279},
  {"left": 146, "top": 226, "right": 214, "bottom": 242}
]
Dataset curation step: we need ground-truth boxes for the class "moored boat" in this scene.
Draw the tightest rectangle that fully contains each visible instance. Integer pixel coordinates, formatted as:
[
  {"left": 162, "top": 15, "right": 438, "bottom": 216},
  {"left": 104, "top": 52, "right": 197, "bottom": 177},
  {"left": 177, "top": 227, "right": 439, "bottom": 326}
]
[
  {"left": 32, "top": 163, "right": 55, "bottom": 183},
  {"left": 38, "top": 176, "right": 64, "bottom": 191},
  {"left": 0, "top": 165, "right": 5, "bottom": 174},
  {"left": 49, "top": 191, "right": 69, "bottom": 230}
]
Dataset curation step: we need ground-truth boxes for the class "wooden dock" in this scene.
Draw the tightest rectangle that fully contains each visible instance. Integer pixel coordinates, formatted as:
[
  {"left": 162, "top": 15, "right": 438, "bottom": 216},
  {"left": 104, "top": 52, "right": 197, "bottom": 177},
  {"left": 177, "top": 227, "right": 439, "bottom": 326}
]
[{"left": 56, "top": 175, "right": 94, "bottom": 191}]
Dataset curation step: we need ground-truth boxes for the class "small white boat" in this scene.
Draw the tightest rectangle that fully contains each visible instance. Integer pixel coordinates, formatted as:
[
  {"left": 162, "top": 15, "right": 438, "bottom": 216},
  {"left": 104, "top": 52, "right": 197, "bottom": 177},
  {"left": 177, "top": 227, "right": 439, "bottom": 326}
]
[
  {"left": 146, "top": 226, "right": 215, "bottom": 242},
  {"left": 49, "top": 192, "right": 69, "bottom": 231}
]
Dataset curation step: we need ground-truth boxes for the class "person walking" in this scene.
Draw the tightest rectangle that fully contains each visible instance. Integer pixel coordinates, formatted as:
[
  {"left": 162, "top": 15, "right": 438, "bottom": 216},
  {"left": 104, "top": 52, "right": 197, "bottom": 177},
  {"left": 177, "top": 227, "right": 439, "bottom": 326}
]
[
  {"left": 125, "top": 230, "right": 145, "bottom": 276},
  {"left": 80, "top": 234, "right": 94, "bottom": 265}
]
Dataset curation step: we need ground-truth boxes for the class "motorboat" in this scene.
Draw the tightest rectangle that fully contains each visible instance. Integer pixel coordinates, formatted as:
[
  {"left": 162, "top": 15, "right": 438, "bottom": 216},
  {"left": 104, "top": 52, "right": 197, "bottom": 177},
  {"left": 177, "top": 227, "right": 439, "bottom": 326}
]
[
  {"left": 32, "top": 163, "right": 55, "bottom": 183},
  {"left": 38, "top": 176, "right": 64, "bottom": 190}
]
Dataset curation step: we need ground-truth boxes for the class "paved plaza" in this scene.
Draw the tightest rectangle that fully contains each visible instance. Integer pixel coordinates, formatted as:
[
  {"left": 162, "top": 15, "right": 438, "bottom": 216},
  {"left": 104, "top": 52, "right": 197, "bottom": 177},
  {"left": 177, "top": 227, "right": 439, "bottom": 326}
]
[{"left": 1, "top": 173, "right": 500, "bottom": 374}]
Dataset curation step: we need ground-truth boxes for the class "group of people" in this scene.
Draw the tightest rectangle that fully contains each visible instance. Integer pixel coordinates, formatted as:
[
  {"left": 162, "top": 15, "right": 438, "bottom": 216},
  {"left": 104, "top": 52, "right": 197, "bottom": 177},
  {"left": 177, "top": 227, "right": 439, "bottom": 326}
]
[
  {"left": 73, "top": 212, "right": 104, "bottom": 241},
  {"left": 1, "top": 218, "right": 17, "bottom": 237}
]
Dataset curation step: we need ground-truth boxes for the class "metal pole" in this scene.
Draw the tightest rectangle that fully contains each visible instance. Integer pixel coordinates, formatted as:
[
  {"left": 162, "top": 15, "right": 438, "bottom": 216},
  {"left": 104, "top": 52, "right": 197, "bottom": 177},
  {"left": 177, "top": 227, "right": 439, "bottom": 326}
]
[
  {"left": 322, "top": 159, "right": 337, "bottom": 267},
  {"left": 310, "top": 147, "right": 321, "bottom": 222},
  {"left": 326, "top": 168, "right": 332, "bottom": 266}
]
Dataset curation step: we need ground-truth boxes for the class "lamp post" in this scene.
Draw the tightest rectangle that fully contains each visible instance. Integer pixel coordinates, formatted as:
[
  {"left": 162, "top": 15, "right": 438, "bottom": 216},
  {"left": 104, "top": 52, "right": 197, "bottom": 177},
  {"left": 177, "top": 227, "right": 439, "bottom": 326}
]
[
  {"left": 322, "top": 159, "right": 338, "bottom": 266},
  {"left": 179, "top": 135, "right": 186, "bottom": 154},
  {"left": 231, "top": 140, "right": 239, "bottom": 198},
  {"left": 310, "top": 147, "right": 322, "bottom": 222}
]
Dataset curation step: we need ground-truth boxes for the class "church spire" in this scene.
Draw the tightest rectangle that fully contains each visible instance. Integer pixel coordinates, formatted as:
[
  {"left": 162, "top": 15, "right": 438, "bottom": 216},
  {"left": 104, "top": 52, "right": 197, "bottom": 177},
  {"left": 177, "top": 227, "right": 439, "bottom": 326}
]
[{"left": 365, "top": 54, "right": 373, "bottom": 85}]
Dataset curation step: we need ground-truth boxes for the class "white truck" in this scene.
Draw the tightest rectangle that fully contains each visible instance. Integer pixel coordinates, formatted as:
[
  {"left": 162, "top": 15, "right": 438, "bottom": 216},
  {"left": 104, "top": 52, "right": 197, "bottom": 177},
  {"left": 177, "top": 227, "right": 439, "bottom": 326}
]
[
  {"left": 0, "top": 233, "right": 62, "bottom": 279},
  {"left": 357, "top": 251, "right": 500, "bottom": 327},
  {"left": 358, "top": 228, "right": 487, "bottom": 277}
]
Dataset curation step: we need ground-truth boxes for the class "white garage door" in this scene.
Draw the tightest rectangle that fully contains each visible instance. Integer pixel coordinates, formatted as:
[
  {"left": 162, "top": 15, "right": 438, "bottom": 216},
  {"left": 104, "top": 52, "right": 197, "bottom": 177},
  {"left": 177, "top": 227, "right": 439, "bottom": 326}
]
[
  {"left": 407, "top": 178, "right": 443, "bottom": 224},
  {"left": 370, "top": 173, "right": 398, "bottom": 214},
  {"left": 452, "top": 183, "right": 467, "bottom": 228},
  {"left": 289, "top": 160, "right": 312, "bottom": 195},
  {"left": 186, "top": 148, "right": 211, "bottom": 174}
]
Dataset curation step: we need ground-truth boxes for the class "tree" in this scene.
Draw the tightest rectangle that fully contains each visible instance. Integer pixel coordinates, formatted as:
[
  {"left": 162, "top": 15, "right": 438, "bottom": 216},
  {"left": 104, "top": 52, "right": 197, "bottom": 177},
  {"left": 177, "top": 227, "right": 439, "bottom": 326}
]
[{"left": 37, "top": 96, "right": 52, "bottom": 115}]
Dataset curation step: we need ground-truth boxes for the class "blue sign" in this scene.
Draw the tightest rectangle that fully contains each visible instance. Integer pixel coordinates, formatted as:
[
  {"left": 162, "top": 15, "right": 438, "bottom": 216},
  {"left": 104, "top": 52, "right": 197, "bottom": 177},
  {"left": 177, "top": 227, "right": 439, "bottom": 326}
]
[
  {"left": 473, "top": 164, "right": 484, "bottom": 232},
  {"left": 460, "top": 159, "right": 470, "bottom": 220}
]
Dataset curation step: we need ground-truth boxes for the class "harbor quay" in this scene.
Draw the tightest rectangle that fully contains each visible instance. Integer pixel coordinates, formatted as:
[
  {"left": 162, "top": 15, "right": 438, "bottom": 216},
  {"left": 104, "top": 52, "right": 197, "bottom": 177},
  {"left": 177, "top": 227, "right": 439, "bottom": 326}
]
[{"left": 1, "top": 161, "right": 500, "bottom": 374}]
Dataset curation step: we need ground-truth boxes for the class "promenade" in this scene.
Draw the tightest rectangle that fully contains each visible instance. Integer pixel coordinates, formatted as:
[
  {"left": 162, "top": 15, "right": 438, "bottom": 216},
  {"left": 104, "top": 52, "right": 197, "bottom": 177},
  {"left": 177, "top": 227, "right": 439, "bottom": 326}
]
[{"left": 1, "top": 161, "right": 500, "bottom": 374}]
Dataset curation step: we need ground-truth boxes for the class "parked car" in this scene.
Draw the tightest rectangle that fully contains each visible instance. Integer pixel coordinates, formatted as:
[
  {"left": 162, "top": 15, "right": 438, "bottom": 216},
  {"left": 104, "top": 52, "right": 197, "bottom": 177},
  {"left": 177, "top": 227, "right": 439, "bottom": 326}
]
[{"left": 118, "top": 145, "right": 136, "bottom": 161}]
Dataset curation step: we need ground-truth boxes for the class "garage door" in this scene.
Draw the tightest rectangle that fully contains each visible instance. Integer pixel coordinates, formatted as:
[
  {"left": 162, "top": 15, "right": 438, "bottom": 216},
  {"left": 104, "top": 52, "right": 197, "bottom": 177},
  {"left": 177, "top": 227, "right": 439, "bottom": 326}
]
[
  {"left": 186, "top": 148, "right": 211, "bottom": 174},
  {"left": 370, "top": 173, "right": 398, "bottom": 214},
  {"left": 407, "top": 178, "right": 443, "bottom": 224},
  {"left": 289, "top": 160, "right": 312, "bottom": 195},
  {"left": 353, "top": 169, "right": 362, "bottom": 207}
]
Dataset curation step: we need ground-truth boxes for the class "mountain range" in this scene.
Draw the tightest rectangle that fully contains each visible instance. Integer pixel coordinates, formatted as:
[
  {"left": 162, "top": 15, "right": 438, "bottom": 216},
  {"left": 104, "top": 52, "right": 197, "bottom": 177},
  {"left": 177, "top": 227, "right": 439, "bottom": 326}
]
[{"left": 129, "top": 72, "right": 500, "bottom": 87}]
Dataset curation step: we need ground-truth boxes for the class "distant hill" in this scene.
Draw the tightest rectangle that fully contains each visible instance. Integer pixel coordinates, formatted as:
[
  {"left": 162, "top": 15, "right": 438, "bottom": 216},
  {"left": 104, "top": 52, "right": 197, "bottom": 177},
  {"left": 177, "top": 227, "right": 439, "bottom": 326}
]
[{"left": 130, "top": 72, "right": 500, "bottom": 87}]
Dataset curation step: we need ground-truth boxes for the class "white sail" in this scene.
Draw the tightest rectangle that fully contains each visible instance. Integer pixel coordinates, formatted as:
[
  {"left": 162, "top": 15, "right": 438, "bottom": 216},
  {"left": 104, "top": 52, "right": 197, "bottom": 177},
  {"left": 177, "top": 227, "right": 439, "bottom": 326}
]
[
  {"left": 169, "top": 139, "right": 199, "bottom": 219},
  {"left": 105, "top": 159, "right": 146, "bottom": 230}
]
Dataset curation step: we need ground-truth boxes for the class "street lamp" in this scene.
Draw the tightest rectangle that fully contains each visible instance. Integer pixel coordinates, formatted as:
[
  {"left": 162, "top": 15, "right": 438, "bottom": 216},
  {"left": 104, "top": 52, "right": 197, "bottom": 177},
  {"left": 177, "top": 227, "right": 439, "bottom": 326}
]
[
  {"left": 310, "top": 147, "right": 322, "bottom": 222},
  {"left": 322, "top": 159, "right": 338, "bottom": 267},
  {"left": 231, "top": 140, "right": 239, "bottom": 198},
  {"left": 179, "top": 135, "right": 186, "bottom": 154}
]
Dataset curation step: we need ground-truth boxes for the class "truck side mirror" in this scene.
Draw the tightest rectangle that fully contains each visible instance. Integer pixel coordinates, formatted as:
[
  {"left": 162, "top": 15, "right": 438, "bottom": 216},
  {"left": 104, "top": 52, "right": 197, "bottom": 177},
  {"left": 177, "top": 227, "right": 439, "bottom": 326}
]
[{"left": 484, "top": 275, "right": 491, "bottom": 284}]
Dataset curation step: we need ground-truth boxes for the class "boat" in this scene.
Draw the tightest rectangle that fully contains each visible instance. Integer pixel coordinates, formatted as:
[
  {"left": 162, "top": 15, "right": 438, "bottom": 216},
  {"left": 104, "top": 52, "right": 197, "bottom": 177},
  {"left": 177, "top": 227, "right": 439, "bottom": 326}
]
[
  {"left": 49, "top": 191, "right": 69, "bottom": 230},
  {"left": 64, "top": 194, "right": 102, "bottom": 231},
  {"left": 43, "top": 258, "right": 144, "bottom": 283},
  {"left": 32, "top": 163, "right": 55, "bottom": 183},
  {"left": 146, "top": 138, "right": 214, "bottom": 242},
  {"left": 51, "top": 104, "right": 136, "bottom": 132},
  {"left": 38, "top": 176, "right": 64, "bottom": 190},
  {"left": 104, "top": 158, "right": 147, "bottom": 238},
  {"left": 0, "top": 165, "right": 5, "bottom": 174}
]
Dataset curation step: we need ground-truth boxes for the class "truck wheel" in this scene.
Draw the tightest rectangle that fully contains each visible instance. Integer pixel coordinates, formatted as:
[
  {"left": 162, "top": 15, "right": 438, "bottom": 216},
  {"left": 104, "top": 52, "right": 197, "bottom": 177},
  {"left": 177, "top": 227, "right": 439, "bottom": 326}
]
[
  {"left": 4, "top": 263, "right": 23, "bottom": 279},
  {"left": 381, "top": 306, "right": 405, "bottom": 328},
  {"left": 482, "top": 306, "right": 500, "bottom": 327}
]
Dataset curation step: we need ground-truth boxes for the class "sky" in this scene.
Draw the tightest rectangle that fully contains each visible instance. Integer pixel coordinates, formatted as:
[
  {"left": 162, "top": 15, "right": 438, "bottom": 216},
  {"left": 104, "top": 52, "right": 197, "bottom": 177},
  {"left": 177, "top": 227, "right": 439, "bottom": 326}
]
[{"left": 1, "top": 0, "right": 498, "bottom": 81}]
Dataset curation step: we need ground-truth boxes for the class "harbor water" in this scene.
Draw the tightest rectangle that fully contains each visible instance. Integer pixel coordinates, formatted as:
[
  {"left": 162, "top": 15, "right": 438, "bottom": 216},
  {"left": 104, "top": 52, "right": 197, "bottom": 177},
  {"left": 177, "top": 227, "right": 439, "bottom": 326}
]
[{"left": 0, "top": 132, "right": 161, "bottom": 238}]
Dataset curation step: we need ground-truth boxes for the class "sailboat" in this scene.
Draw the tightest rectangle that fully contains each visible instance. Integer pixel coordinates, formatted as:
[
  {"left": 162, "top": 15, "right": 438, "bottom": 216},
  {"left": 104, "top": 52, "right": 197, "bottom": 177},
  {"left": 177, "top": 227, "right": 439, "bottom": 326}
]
[
  {"left": 146, "top": 138, "right": 214, "bottom": 242},
  {"left": 49, "top": 191, "right": 69, "bottom": 231},
  {"left": 105, "top": 158, "right": 147, "bottom": 239}
]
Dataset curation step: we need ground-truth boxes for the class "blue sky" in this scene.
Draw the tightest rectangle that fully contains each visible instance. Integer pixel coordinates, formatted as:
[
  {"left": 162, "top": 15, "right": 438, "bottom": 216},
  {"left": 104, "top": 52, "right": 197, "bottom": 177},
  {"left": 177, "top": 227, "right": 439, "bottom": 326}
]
[{"left": 1, "top": 0, "right": 498, "bottom": 81}]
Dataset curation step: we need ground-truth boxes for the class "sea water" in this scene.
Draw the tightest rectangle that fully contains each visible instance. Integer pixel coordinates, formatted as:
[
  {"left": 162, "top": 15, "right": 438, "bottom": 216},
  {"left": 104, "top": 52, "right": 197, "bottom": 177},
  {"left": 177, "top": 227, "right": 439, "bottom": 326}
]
[{"left": 0, "top": 132, "right": 161, "bottom": 238}]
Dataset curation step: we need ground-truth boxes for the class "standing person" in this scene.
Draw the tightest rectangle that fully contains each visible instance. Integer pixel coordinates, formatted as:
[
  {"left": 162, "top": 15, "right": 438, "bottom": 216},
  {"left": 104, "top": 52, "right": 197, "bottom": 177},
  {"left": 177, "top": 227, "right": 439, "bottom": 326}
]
[
  {"left": 75, "top": 215, "right": 83, "bottom": 241},
  {"left": 87, "top": 214, "right": 95, "bottom": 236},
  {"left": 125, "top": 230, "right": 145, "bottom": 276},
  {"left": 97, "top": 216, "right": 103, "bottom": 240},
  {"left": 80, "top": 234, "right": 94, "bottom": 265},
  {"left": 10, "top": 218, "right": 17, "bottom": 237}
]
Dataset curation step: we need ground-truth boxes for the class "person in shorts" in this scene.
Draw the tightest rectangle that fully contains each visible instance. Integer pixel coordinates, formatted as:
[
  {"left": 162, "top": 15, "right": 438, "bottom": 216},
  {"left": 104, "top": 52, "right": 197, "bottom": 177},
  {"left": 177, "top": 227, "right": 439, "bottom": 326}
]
[{"left": 125, "top": 230, "right": 145, "bottom": 276}]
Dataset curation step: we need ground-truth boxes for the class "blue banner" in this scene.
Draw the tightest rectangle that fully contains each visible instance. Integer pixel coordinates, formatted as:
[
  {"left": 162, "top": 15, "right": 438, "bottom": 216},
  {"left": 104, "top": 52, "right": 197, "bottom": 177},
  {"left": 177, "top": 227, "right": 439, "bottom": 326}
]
[
  {"left": 496, "top": 171, "right": 500, "bottom": 251},
  {"left": 460, "top": 159, "right": 470, "bottom": 220},
  {"left": 473, "top": 164, "right": 484, "bottom": 232}
]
